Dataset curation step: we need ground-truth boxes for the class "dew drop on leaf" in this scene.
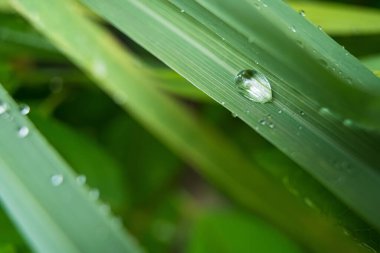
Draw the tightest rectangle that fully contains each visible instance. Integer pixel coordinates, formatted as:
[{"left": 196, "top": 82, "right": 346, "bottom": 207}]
[
  {"left": 89, "top": 188, "right": 100, "bottom": 200},
  {"left": 234, "top": 69, "right": 272, "bottom": 103},
  {"left": 0, "top": 102, "right": 8, "bottom": 115},
  {"left": 51, "top": 174, "right": 64, "bottom": 186},
  {"left": 17, "top": 126, "right": 29, "bottom": 138},
  {"left": 19, "top": 104, "right": 30, "bottom": 115},
  {"left": 76, "top": 175, "right": 87, "bottom": 185}
]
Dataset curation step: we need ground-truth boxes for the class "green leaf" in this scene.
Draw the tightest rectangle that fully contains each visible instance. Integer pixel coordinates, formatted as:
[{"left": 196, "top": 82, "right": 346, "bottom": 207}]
[
  {"left": 77, "top": 0, "right": 380, "bottom": 237},
  {"left": 9, "top": 0, "right": 375, "bottom": 252},
  {"left": 187, "top": 210, "right": 303, "bottom": 253},
  {"left": 288, "top": 1, "right": 380, "bottom": 35},
  {"left": 0, "top": 84, "right": 142, "bottom": 253},
  {"left": 30, "top": 113, "right": 130, "bottom": 211}
]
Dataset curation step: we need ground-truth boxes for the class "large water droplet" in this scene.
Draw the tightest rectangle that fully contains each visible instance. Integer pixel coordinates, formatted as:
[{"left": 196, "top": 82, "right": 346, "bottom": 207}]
[
  {"left": 235, "top": 69, "right": 272, "bottom": 103},
  {"left": 17, "top": 126, "right": 29, "bottom": 138},
  {"left": 51, "top": 174, "right": 64, "bottom": 186}
]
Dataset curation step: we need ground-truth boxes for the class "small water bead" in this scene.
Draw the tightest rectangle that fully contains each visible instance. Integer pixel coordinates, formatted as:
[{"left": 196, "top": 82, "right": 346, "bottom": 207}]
[
  {"left": 51, "top": 174, "right": 64, "bottom": 186},
  {"left": 0, "top": 102, "right": 8, "bottom": 115},
  {"left": 100, "top": 203, "right": 111, "bottom": 215},
  {"left": 19, "top": 104, "right": 30, "bottom": 115},
  {"left": 290, "top": 25, "right": 297, "bottom": 33},
  {"left": 231, "top": 112, "right": 238, "bottom": 118},
  {"left": 299, "top": 10, "right": 306, "bottom": 17},
  {"left": 89, "top": 188, "right": 100, "bottom": 200},
  {"left": 343, "top": 119, "right": 353, "bottom": 127},
  {"left": 76, "top": 175, "right": 87, "bottom": 185},
  {"left": 17, "top": 126, "right": 29, "bottom": 138},
  {"left": 278, "top": 109, "right": 283, "bottom": 114},
  {"left": 319, "top": 107, "right": 331, "bottom": 115},
  {"left": 299, "top": 110, "right": 305, "bottom": 116},
  {"left": 234, "top": 69, "right": 272, "bottom": 103},
  {"left": 317, "top": 25, "right": 323, "bottom": 31},
  {"left": 180, "top": 9, "right": 185, "bottom": 13}
]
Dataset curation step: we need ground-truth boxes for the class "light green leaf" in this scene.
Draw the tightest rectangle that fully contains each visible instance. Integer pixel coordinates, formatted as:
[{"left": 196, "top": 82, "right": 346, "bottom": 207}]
[
  {"left": 30, "top": 113, "right": 130, "bottom": 211},
  {"left": 0, "top": 84, "right": 142, "bottom": 253},
  {"left": 289, "top": 1, "right": 380, "bottom": 35}
]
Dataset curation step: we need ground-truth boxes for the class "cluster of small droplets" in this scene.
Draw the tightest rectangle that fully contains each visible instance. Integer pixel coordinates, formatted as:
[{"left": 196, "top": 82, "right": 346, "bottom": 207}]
[{"left": 258, "top": 114, "right": 275, "bottom": 129}]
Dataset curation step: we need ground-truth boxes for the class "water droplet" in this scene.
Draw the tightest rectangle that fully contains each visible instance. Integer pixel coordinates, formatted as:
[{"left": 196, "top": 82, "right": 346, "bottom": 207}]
[
  {"left": 317, "top": 25, "right": 323, "bottom": 31},
  {"left": 180, "top": 9, "right": 185, "bottom": 13},
  {"left": 89, "top": 188, "right": 100, "bottom": 200},
  {"left": 299, "top": 10, "right": 306, "bottom": 17},
  {"left": 235, "top": 69, "right": 272, "bottom": 103},
  {"left": 343, "top": 119, "right": 353, "bottom": 127},
  {"left": 232, "top": 112, "right": 238, "bottom": 118},
  {"left": 278, "top": 109, "right": 283, "bottom": 114},
  {"left": 100, "top": 204, "right": 111, "bottom": 215},
  {"left": 221, "top": 101, "right": 225, "bottom": 106},
  {"left": 51, "top": 174, "right": 64, "bottom": 186},
  {"left": 296, "top": 40, "right": 304, "bottom": 48},
  {"left": 290, "top": 25, "right": 297, "bottom": 33},
  {"left": 319, "top": 59, "right": 328, "bottom": 67},
  {"left": 300, "top": 111, "right": 305, "bottom": 116},
  {"left": 19, "top": 104, "right": 30, "bottom": 115},
  {"left": 268, "top": 122, "right": 275, "bottom": 129},
  {"left": 319, "top": 107, "right": 330, "bottom": 115},
  {"left": 259, "top": 119, "right": 266, "bottom": 125},
  {"left": 0, "top": 102, "right": 8, "bottom": 115},
  {"left": 17, "top": 126, "right": 29, "bottom": 138},
  {"left": 76, "top": 175, "right": 87, "bottom": 185}
]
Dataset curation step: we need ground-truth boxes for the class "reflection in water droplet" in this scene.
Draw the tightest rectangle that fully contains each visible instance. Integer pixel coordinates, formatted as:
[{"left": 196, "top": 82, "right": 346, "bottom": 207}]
[
  {"left": 51, "top": 174, "right": 64, "bottom": 186},
  {"left": 76, "top": 175, "right": 87, "bottom": 185},
  {"left": 235, "top": 69, "right": 272, "bottom": 103},
  {"left": 20, "top": 104, "right": 30, "bottom": 115},
  {"left": 18, "top": 126, "right": 29, "bottom": 138}
]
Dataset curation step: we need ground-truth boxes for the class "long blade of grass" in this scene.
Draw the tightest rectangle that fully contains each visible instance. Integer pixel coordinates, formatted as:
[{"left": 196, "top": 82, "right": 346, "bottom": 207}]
[
  {"left": 8, "top": 0, "right": 373, "bottom": 252},
  {"left": 0, "top": 85, "right": 141, "bottom": 253},
  {"left": 288, "top": 1, "right": 380, "bottom": 35},
  {"left": 77, "top": 0, "right": 380, "bottom": 233}
]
